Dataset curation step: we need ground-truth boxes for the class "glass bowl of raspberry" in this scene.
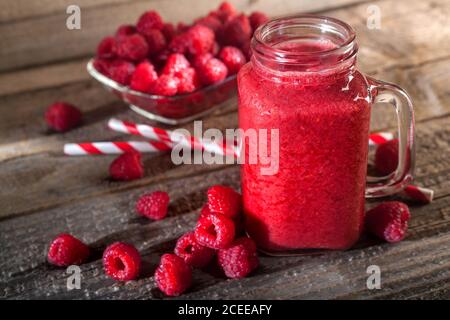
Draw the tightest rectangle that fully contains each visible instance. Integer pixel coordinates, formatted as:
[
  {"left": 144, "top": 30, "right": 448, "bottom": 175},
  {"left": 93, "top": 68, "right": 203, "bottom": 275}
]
[{"left": 87, "top": 59, "right": 237, "bottom": 125}]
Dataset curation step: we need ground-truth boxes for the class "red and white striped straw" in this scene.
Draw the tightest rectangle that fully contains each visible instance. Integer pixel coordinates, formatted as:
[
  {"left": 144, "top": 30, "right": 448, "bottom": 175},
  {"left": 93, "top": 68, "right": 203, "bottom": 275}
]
[
  {"left": 368, "top": 132, "right": 394, "bottom": 146},
  {"left": 400, "top": 185, "right": 434, "bottom": 204},
  {"left": 64, "top": 141, "right": 171, "bottom": 155},
  {"left": 107, "top": 118, "right": 239, "bottom": 158}
]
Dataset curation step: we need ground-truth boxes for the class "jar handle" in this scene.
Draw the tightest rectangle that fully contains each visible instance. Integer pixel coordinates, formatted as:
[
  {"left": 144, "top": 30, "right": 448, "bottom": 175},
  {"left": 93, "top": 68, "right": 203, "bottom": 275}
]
[{"left": 365, "top": 77, "right": 415, "bottom": 197}]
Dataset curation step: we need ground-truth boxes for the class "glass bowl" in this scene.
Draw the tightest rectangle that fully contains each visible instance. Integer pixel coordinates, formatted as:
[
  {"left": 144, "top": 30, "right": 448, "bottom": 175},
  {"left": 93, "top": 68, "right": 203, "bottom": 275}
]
[{"left": 87, "top": 59, "right": 237, "bottom": 125}]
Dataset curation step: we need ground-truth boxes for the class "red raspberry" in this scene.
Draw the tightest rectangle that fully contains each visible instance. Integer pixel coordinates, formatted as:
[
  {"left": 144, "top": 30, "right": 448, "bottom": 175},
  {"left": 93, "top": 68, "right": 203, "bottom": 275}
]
[
  {"left": 207, "top": 185, "right": 242, "bottom": 218},
  {"left": 177, "top": 22, "right": 190, "bottom": 33},
  {"left": 162, "top": 23, "right": 176, "bottom": 42},
  {"left": 211, "top": 41, "right": 220, "bottom": 55},
  {"left": 115, "top": 24, "right": 136, "bottom": 38},
  {"left": 195, "top": 212, "right": 235, "bottom": 249},
  {"left": 175, "top": 67, "right": 200, "bottom": 94},
  {"left": 375, "top": 139, "right": 399, "bottom": 176},
  {"left": 47, "top": 234, "right": 90, "bottom": 267},
  {"left": 192, "top": 53, "right": 213, "bottom": 69},
  {"left": 197, "top": 57, "right": 228, "bottom": 85},
  {"left": 249, "top": 11, "right": 269, "bottom": 31},
  {"left": 218, "top": 46, "right": 246, "bottom": 74},
  {"left": 153, "top": 49, "right": 171, "bottom": 68},
  {"left": 168, "top": 33, "right": 188, "bottom": 54},
  {"left": 214, "top": 2, "right": 238, "bottom": 23},
  {"left": 175, "top": 232, "right": 215, "bottom": 268},
  {"left": 136, "top": 10, "right": 164, "bottom": 33},
  {"left": 109, "top": 151, "right": 144, "bottom": 181},
  {"left": 195, "top": 15, "right": 222, "bottom": 34},
  {"left": 93, "top": 58, "right": 112, "bottom": 76},
  {"left": 186, "top": 25, "right": 215, "bottom": 56},
  {"left": 150, "top": 74, "right": 179, "bottom": 96},
  {"left": 222, "top": 14, "right": 252, "bottom": 47},
  {"left": 114, "top": 34, "right": 149, "bottom": 62},
  {"left": 130, "top": 61, "right": 158, "bottom": 93},
  {"left": 45, "top": 102, "right": 82, "bottom": 132},
  {"left": 97, "top": 36, "right": 116, "bottom": 59},
  {"left": 108, "top": 59, "right": 135, "bottom": 85},
  {"left": 103, "top": 242, "right": 141, "bottom": 281},
  {"left": 135, "top": 191, "right": 170, "bottom": 220},
  {"left": 366, "top": 201, "right": 411, "bottom": 243},
  {"left": 162, "top": 53, "right": 190, "bottom": 75},
  {"left": 240, "top": 42, "right": 252, "bottom": 60},
  {"left": 154, "top": 253, "right": 192, "bottom": 296},
  {"left": 217, "top": 237, "right": 259, "bottom": 279},
  {"left": 143, "top": 29, "right": 167, "bottom": 55}
]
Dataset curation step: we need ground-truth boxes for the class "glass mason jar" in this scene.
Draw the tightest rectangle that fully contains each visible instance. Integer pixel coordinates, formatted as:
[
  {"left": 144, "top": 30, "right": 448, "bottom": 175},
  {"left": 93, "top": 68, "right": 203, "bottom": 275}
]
[{"left": 237, "top": 15, "right": 415, "bottom": 254}]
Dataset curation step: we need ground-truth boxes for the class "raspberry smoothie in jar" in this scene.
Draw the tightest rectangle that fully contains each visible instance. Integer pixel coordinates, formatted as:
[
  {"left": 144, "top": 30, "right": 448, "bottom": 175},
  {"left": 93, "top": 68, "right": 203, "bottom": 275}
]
[{"left": 238, "top": 15, "right": 415, "bottom": 254}]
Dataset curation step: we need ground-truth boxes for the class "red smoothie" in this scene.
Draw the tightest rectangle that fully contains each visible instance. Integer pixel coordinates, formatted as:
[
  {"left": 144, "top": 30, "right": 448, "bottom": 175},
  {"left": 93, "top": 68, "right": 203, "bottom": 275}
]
[{"left": 238, "top": 18, "right": 371, "bottom": 252}]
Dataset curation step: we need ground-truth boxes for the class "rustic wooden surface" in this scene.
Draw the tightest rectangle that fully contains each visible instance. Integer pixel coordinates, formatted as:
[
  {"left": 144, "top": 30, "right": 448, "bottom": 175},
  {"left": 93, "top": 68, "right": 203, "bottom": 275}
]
[{"left": 0, "top": 0, "right": 449, "bottom": 300}]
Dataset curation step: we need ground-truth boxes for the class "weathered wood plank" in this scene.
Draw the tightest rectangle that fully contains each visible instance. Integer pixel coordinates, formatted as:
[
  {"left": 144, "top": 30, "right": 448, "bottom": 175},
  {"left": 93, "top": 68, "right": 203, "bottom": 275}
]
[{"left": 0, "top": 0, "right": 371, "bottom": 72}]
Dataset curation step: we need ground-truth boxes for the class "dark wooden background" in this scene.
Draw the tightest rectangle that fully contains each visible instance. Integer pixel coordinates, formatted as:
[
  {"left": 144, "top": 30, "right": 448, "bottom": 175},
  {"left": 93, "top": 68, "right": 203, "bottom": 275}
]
[{"left": 0, "top": 0, "right": 449, "bottom": 299}]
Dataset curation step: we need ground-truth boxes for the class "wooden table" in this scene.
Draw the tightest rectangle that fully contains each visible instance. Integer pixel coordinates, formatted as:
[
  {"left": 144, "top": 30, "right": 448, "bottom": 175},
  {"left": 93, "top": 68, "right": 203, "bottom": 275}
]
[{"left": 1, "top": 0, "right": 449, "bottom": 299}]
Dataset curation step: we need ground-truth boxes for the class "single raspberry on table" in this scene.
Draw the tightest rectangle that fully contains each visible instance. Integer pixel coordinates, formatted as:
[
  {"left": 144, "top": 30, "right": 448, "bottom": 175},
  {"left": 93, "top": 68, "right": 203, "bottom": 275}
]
[
  {"left": 195, "top": 15, "right": 222, "bottom": 34},
  {"left": 195, "top": 212, "right": 235, "bottom": 249},
  {"left": 207, "top": 185, "right": 242, "bottom": 218},
  {"left": 97, "top": 36, "right": 116, "bottom": 59},
  {"left": 114, "top": 34, "right": 149, "bottom": 61},
  {"left": 45, "top": 102, "right": 82, "bottom": 132},
  {"left": 115, "top": 24, "right": 136, "bottom": 38},
  {"left": 103, "top": 242, "right": 141, "bottom": 281},
  {"left": 143, "top": 29, "right": 167, "bottom": 55},
  {"left": 135, "top": 191, "right": 170, "bottom": 220},
  {"left": 108, "top": 59, "right": 136, "bottom": 85},
  {"left": 197, "top": 57, "right": 228, "bottom": 85},
  {"left": 136, "top": 10, "right": 164, "bottom": 33},
  {"left": 186, "top": 25, "right": 215, "bottom": 56},
  {"left": 218, "top": 46, "right": 246, "bottom": 75},
  {"left": 175, "top": 67, "right": 200, "bottom": 94},
  {"left": 175, "top": 232, "right": 215, "bottom": 268},
  {"left": 154, "top": 253, "right": 192, "bottom": 297},
  {"left": 375, "top": 139, "right": 399, "bottom": 176},
  {"left": 47, "top": 234, "right": 90, "bottom": 267},
  {"left": 365, "top": 201, "right": 411, "bottom": 243},
  {"left": 130, "top": 61, "right": 158, "bottom": 93},
  {"left": 222, "top": 14, "right": 252, "bottom": 47},
  {"left": 150, "top": 74, "right": 179, "bottom": 96},
  {"left": 109, "top": 151, "right": 144, "bottom": 181},
  {"left": 217, "top": 237, "right": 259, "bottom": 278},
  {"left": 162, "top": 53, "right": 190, "bottom": 75},
  {"left": 249, "top": 11, "right": 269, "bottom": 31}
]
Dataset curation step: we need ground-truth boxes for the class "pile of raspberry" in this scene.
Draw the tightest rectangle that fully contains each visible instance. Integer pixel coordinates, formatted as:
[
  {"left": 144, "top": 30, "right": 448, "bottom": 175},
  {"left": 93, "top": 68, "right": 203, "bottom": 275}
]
[{"left": 93, "top": 2, "right": 268, "bottom": 96}]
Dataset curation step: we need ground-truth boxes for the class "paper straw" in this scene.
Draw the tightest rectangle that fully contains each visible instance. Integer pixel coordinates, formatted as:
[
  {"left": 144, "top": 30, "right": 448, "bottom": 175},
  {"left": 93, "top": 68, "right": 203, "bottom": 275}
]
[
  {"left": 368, "top": 132, "right": 394, "bottom": 146},
  {"left": 64, "top": 141, "right": 171, "bottom": 155},
  {"left": 401, "top": 185, "right": 434, "bottom": 204}
]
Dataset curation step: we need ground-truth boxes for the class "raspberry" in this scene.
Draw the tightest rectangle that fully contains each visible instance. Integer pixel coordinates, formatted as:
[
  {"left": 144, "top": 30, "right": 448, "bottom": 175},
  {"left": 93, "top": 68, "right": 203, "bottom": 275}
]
[
  {"left": 154, "top": 253, "right": 192, "bottom": 297},
  {"left": 207, "top": 185, "right": 242, "bottom": 218},
  {"left": 108, "top": 59, "right": 135, "bottom": 85},
  {"left": 218, "top": 46, "right": 246, "bottom": 74},
  {"left": 45, "top": 102, "right": 82, "bottom": 132},
  {"left": 217, "top": 237, "right": 259, "bottom": 279},
  {"left": 197, "top": 57, "right": 228, "bottom": 85},
  {"left": 162, "top": 53, "right": 190, "bottom": 75},
  {"left": 249, "top": 11, "right": 269, "bottom": 31},
  {"left": 199, "top": 204, "right": 212, "bottom": 219},
  {"left": 143, "top": 29, "right": 167, "bottom": 55},
  {"left": 93, "top": 58, "right": 112, "bottom": 77},
  {"left": 366, "top": 201, "right": 411, "bottom": 243},
  {"left": 186, "top": 25, "right": 215, "bottom": 56},
  {"left": 211, "top": 41, "right": 220, "bottom": 55},
  {"left": 135, "top": 191, "right": 170, "bottom": 220},
  {"left": 168, "top": 33, "right": 188, "bottom": 54},
  {"left": 103, "top": 242, "right": 141, "bottom": 281},
  {"left": 109, "top": 151, "right": 144, "bottom": 181},
  {"left": 115, "top": 24, "right": 136, "bottom": 38},
  {"left": 130, "top": 60, "right": 158, "bottom": 93},
  {"left": 240, "top": 42, "right": 252, "bottom": 60},
  {"left": 375, "top": 139, "right": 399, "bottom": 176},
  {"left": 177, "top": 22, "right": 190, "bottom": 33},
  {"left": 175, "top": 232, "right": 215, "bottom": 268},
  {"left": 97, "top": 36, "right": 116, "bottom": 59},
  {"left": 175, "top": 67, "right": 200, "bottom": 94},
  {"left": 215, "top": 2, "right": 238, "bottom": 23},
  {"left": 153, "top": 49, "right": 171, "bottom": 68},
  {"left": 195, "top": 15, "right": 222, "bottom": 34},
  {"left": 222, "top": 14, "right": 252, "bottom": 47},
  {"left": 114, "top": 34, "right": 149, "bottom": 62},
  {"left": 136, "top": 11, "right": 164, "bottom": 34},
  {"left": 195, "top": 212, "right": 235, "bottom": 249},
  {"left": 192, "top": 53, "right": 213, "bottom": 69},
  {"left": 162, "top": 23, "right": 176, "bottom": 42},
  {"left": 150, "top": 74, "right": 179, "bottom": 96},
  {"left": 47, "top": 234, "right": 90, "bottom": 267}
]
